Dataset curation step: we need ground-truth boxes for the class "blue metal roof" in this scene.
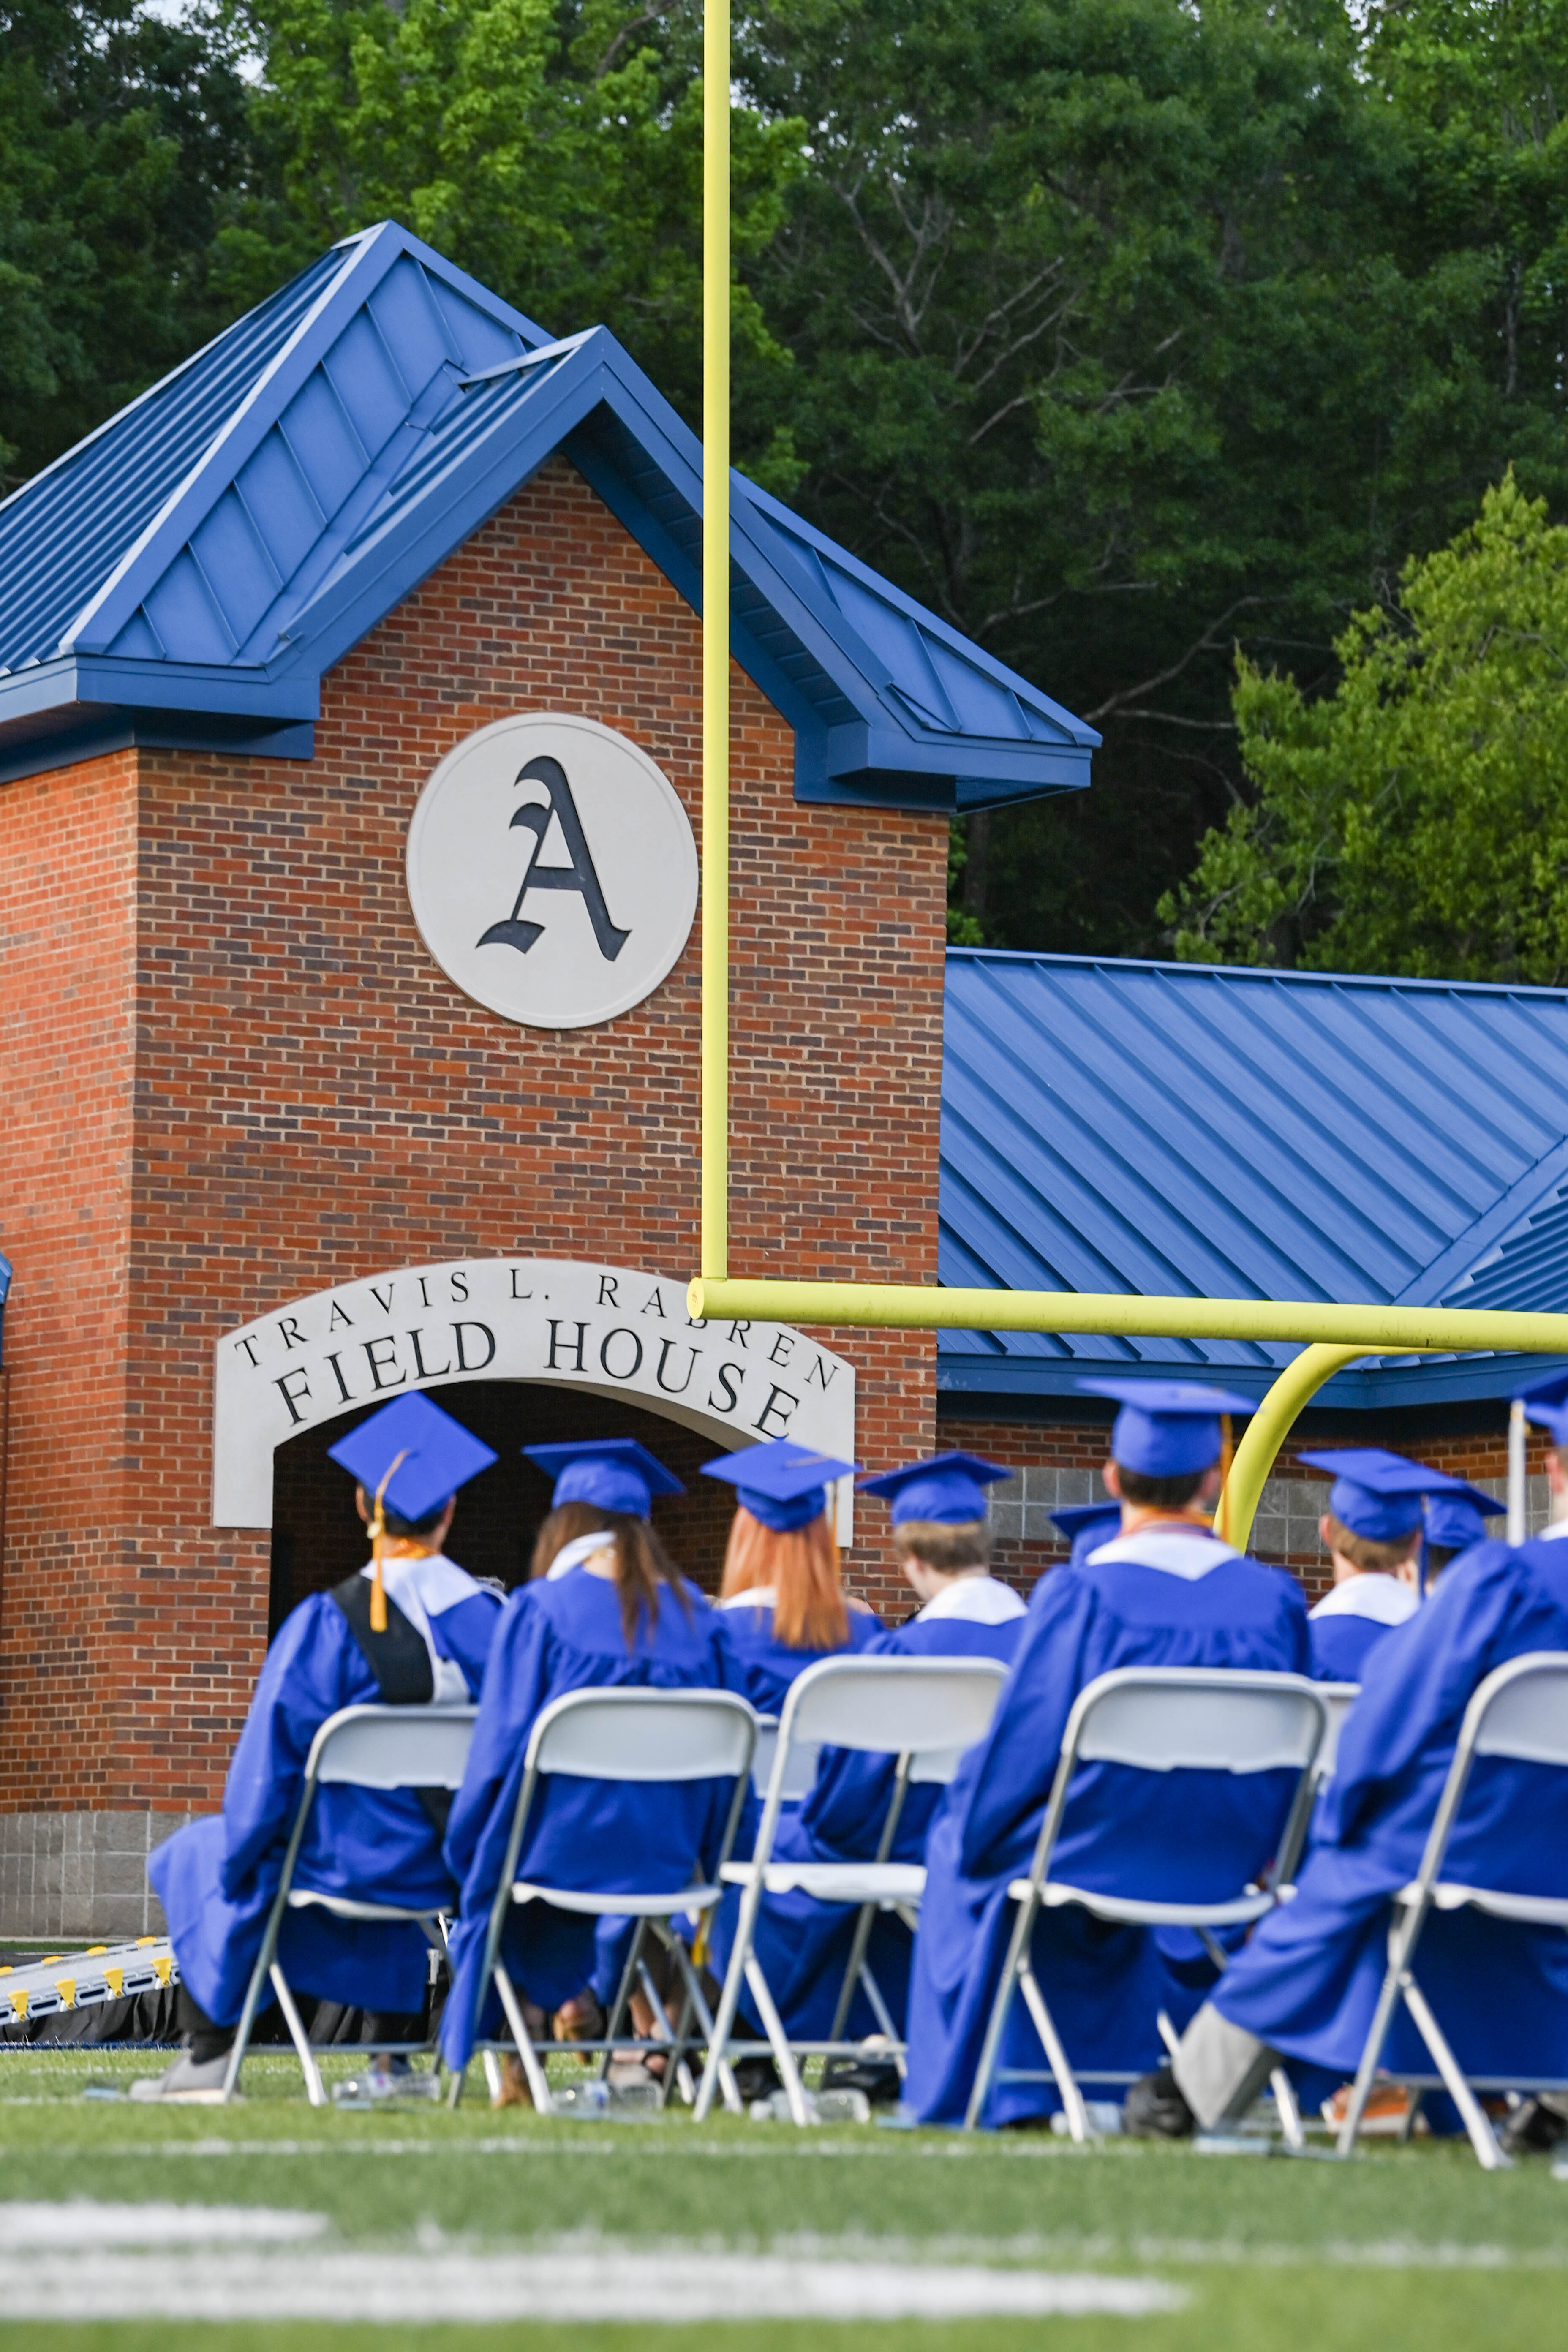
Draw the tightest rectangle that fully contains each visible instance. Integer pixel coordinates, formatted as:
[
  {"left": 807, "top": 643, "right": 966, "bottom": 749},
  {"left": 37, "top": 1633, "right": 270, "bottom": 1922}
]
[
  {"left": 0, "top": 223, "right": 1096, "bottom": 811},
  {"left": 938, "top": 951, "right": 1568, "bottom": 1411}
]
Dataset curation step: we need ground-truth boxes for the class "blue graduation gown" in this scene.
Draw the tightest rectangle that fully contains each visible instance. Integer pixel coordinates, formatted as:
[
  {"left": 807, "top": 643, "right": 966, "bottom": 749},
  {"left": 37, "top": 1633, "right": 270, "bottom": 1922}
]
[
  {"left": 440, "top": 1568, "right": 734, "bottom": 2069},
  {"left": 712, "top": 1591, "right": 884, "bottom": 1718},
  {"left": 1308, "top": 1574, "right": 1418, "bottom": 1682},
  {"left": 1213, "top": 1534, "right": 1568, "bottom": 2082},
  {"left": 719, "top": 1577, "right": 1027, "bottom": 2044},
  {"left": 905, "top": 1526, "right": 1311, "bottom": 2126},
  {"left": 150, "top": 1556, "right": 500, "bottom": 2025}
]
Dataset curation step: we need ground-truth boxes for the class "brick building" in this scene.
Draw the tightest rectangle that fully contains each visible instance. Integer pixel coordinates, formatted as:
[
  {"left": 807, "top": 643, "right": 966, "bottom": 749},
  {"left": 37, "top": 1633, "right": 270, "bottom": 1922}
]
[
  {"left": 0, "top": 224, "right": 1095, "bottom": 1935},
  {"left": 5, "top": 224, "right": 1566, "bottom": 1946}
]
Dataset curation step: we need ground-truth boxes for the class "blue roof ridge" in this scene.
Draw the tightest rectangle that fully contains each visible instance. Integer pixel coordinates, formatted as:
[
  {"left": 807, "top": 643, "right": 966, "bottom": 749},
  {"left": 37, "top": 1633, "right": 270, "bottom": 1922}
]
[
  {"left": 740, "top": 480, "right": 1099, "bottom": 751},
  {"left": 62, "top": 222, "right": 546, "bottom": 663},
  {"left": 0, "top": 248, "right": 346, "bottom": 533},
  {"left": 943, "top": 946, "right": 1568, "bottom": 1003},
  {"left": 1397, "top": 1132, "right": 1568, "bottom": 1309}
]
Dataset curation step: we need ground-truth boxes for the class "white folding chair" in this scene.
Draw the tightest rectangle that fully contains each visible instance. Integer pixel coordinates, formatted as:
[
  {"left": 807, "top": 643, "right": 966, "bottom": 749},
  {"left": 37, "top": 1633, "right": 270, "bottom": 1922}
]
[
  {"left": 453, "top": 1687, "right": 756, "bottom": 2112},
  {"left": 1336, "top": 1650, "right": 1568, "bottom": 2168},
  {"left": 1315, "top": 1683, "right": 1361, "bottom": 1785},
  {"left": 964, "top": 1666, "right": 1330, "bottom": 2139},
  {"left": 223, "top": 1703, "right": 478, "bottom": 2105},
  {"left": 694, "top": 1655, "right": 1009, "bottom": 2125}
]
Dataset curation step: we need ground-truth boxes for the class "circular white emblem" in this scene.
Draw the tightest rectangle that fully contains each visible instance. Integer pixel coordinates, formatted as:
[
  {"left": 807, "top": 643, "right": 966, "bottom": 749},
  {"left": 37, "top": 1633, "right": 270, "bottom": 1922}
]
[{"left": 406, "top": 714, "right": 699, "bottom": 1030}]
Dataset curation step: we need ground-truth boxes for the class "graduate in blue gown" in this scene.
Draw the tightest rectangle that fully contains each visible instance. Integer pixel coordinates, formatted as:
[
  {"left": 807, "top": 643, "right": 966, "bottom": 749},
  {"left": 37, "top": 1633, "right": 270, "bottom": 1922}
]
[
  {"left": 730, "top": 1453, "right": 1027, "bottom": 2065},
  {"left": 1143, "top": 1491, "right": 1568, "bottom": 2141},
  {"left": 134, "top": 1392, "right": 502, "bottom": 2100},
  {"left": 440, "top": 1440, "right": 734, "bottom": 2102},
  {"left": 1050, "top": 1501, "right": 1123, "bottom": 1571},
  {"left": 702, "top": 1439, "right": 880, "bottom": 1714},
  {"left": 1296, "top": 1449, "right": 1437, "bottom": 1682},
  {"left": 1422, "top": 1484, "right": 1506, "bottom": 1592},
  {"left": 905, "top": 1379, "right": 1312, "bottom": 2129}
]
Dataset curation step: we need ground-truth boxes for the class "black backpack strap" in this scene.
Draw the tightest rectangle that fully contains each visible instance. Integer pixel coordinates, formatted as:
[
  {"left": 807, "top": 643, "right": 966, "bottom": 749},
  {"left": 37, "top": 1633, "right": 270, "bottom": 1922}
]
[{"left": 329, "top": 1575, "right": 452, "bottom": 1835}]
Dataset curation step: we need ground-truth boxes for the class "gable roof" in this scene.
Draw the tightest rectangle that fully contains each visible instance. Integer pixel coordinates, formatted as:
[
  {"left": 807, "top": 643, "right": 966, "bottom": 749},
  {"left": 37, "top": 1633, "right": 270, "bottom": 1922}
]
[
  {"left": 938, "top": 950, "right": 1568, "bottom": 1412},
  {"left": 0, "top": 223, "right": 1097, "bottom": 810}
]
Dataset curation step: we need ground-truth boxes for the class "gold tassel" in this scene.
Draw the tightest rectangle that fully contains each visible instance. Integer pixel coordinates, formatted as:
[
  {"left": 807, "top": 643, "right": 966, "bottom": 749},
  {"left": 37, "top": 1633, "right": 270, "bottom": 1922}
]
[
  {"left": 1214, "top": 1414, "right": 1234, "bottom": 1544},
  {"left": 368, "top": 1451, "right": 410, "bottom": 1633}
]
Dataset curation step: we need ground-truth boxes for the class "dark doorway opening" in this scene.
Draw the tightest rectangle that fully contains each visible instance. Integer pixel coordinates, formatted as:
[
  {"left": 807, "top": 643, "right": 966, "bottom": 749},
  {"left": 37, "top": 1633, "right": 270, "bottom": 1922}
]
[{"left": 268, "top": 1383, "right": 738, "bottom": 1639}]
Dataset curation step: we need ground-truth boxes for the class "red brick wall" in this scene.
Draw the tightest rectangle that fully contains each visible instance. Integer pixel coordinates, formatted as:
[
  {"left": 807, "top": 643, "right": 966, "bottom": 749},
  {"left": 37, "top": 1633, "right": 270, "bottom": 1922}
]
[
  {"left": 0, "top": 751, "right": 139, "bottom": 1807},
  {"left": 940, "top": 1410, "right": 1529, "bottom": 1607},
  {"left": 0, "top": 456, "right": 947, "bottom": 1813}
]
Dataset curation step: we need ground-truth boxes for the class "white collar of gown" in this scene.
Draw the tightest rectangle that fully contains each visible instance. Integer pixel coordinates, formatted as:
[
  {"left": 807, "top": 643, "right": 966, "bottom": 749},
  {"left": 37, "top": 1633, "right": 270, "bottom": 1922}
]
[
  {"left": 916, "top": 1574, "right": 1027, "bottom": 1624},
  {"left": 545, "top": 1532, "right": 619, "bottom": 1580},
  {"left": 1085, "top": 1528, "right": 1241, "bottom": 1581},
  {"left": 1310, "top": 1573, "right": 1419, "bottom": 1625},
  {"left": 358, "top": 1552, "right": 476, "bottom": 1701}
]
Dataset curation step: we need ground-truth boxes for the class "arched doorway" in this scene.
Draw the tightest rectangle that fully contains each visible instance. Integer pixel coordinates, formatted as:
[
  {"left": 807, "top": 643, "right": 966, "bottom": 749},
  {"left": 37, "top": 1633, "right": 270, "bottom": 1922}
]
[
  {"left": 210, "top": 1257, "right": 857, "bottom": 1635},
  {"left": 267, "top": 1379, "right": 745, "bottom": 1636}
]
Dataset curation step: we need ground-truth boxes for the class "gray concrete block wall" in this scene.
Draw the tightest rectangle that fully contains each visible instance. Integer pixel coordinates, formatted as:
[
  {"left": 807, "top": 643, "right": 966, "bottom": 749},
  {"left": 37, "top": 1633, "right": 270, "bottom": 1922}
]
[
  {"left": 986, "top": 1463, "right": 1100, "bottom": 1549},
  {"left": 0, "top": 1813, "right": 195, "bottom": 1941}
]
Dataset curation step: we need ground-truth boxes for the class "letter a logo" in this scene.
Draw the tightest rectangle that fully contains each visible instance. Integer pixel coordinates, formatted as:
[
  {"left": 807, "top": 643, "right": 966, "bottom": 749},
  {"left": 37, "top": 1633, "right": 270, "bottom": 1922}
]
[{"left": 479, "top": 755, "right": 630, "bottom": 963}]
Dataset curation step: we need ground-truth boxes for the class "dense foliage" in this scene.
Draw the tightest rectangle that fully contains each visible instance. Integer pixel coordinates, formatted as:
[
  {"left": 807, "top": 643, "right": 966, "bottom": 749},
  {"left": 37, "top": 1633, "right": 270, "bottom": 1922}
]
[
  {"left": 1164, "top": 476, "right": 1568, "bottom": 981},
  {"left": 5, "top": 0, "right": 1568, "bottom": 973}
]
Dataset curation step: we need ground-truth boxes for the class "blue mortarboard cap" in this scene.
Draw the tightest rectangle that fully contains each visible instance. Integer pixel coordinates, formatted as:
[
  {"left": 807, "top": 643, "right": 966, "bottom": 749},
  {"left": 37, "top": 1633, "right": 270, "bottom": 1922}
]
[
  {"left": 1049, "top": 1500, "right": 1124, "bottom": 1566},
  {"left": 327, "top": 1392, "right": 498, "bottom": 1522},
  {"left": 1423, "top": 1484, "right": 1504, "bottom": 1554},
  {"left": 858, "top": 1451, "right": 1011, "bottom": 1526},
  {"left": 701, "top": 1438, "right": 860, "bottom": 1533},
  {"left": 1524, "top": 1394, "right": 1568, "bottom": 1447},
  {"left": 1297, "top": 1446, "right": 1464, "bottom": 1541},
  {"left": 1078, "top": 1379, "right": 1255, "bottom": 1478},
  {"left": 523, "top": 1439, "right": 683, "bottom": 1519}
]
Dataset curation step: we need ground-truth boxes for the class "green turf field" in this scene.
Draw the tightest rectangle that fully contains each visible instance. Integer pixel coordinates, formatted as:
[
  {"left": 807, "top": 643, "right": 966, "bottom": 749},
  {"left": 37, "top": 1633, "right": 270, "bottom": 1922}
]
[{"left": 0, "top": 2047, "right": 1563, "bottom": 2347}]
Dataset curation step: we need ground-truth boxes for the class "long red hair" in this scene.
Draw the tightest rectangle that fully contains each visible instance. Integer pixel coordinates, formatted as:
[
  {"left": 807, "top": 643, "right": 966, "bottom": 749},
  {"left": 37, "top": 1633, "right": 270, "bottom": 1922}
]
[{"left": 720, "top": 1506, "right": 849, "bottom": 1650}]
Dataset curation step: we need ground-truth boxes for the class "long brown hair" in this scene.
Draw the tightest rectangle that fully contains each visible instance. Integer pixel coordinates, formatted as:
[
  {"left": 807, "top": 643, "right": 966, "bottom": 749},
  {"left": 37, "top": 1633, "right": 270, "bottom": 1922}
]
[
  {"left": 720, "top": 1506, "right": 849, "bottom": 1650},
  {"left": 531, "top": 1503, "right": 689, "bottom": 1646}
]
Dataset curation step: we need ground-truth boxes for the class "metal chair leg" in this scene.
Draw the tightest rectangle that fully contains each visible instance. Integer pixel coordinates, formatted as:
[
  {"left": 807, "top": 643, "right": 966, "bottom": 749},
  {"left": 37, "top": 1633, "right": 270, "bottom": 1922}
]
[
  {"left": 1401, "top": 1974, "right": 1511, "bottom": 2170},
  {"left": 493, "top": 1960, "right": 553, "bottom": 2112},
  {"left": 744, "top": 1953, "right": 811, "bottom": 2126},
  {"left": 1015, "top": 1959, "right": 1092, "bottom": 2144},
  {"left": 599, "top": 1918, "right": 647, "bottom": 2083},
  {"left": 695, "top": 1874, "right": 767, "bottom": 2121},
  {"left": 668, "top": 1928, "right": 743, "bottom": 2115},
  {"left": 1336, "top": 1940, "right": 1411, "bottom": 2158},
  {"left": 269, "top": 1963, "right": 327, "bottom": 2108},
  {"left": 1270, "top": 2067, "right": 1305, "bottom": 2151},
  {"left": 963, "top": 1889, "right": 1040, "bottom": 2131}
]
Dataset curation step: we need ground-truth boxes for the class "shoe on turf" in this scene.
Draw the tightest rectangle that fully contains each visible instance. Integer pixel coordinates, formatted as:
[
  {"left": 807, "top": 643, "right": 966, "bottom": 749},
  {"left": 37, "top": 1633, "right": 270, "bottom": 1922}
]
[
  {"left": 1502, "top": 2096, "right": 1568, "bottom": 2157},
  {"left": 819, "top": 2056, "right": 902, "bottom": 2106},
  {"left": 731, "top": 2054, "right": 782, "bottom": 2102},
  {"left": 1320, "top": 2082, "right": 1424, "bottom": 2137},
  {"left": 127, "top": 2049, "right": 234, "bottom": 2102},
  {"left": 1122, "top": 2066, "right": 1196, "bottom": 2140}
]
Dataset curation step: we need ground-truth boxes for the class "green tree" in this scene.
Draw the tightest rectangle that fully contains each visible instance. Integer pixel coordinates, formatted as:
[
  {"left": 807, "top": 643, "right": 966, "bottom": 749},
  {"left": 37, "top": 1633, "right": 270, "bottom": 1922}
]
[
  {"left": 1162, "top": 473, "right": 1568, "bottom": 982},
  {"left": 732, "top": 0, "right": 1414, "bottom": 952},
  {"left": 216, "top": 0, "right": 804, "bottom": 466},
  {"left": 0, "top": 1, "right": 256, "bottom": 484}
]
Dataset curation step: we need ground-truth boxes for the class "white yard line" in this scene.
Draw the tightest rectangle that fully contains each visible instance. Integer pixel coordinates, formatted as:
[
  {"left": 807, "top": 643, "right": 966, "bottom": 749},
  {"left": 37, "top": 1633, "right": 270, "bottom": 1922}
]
[
  {"left": 0, "top": 2249, "right": 1185, "bottom": 2323},
  {"left": 0, "top": 2202, "right": 326, "bottom": 2246}
]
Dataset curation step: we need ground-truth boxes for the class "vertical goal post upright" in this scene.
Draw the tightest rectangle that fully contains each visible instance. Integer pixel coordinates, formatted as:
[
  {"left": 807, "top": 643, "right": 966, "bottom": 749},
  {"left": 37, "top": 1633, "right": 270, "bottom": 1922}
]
[{"left": 690, "top": 20, "right": 1565, "bottom": 1529}]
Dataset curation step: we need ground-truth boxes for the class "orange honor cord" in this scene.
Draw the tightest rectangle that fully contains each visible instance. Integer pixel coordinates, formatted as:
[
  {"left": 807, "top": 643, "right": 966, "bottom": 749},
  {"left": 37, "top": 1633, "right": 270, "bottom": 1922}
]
[{"left": 368, "top": 1451, "right": 411, "bottom": 1633}]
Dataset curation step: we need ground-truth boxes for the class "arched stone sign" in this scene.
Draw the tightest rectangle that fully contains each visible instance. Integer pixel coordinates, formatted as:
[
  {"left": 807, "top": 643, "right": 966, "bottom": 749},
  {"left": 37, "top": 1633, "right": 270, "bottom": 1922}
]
[{"left": 212, "top": 1258, "right": 856, "bottom": 1535}]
